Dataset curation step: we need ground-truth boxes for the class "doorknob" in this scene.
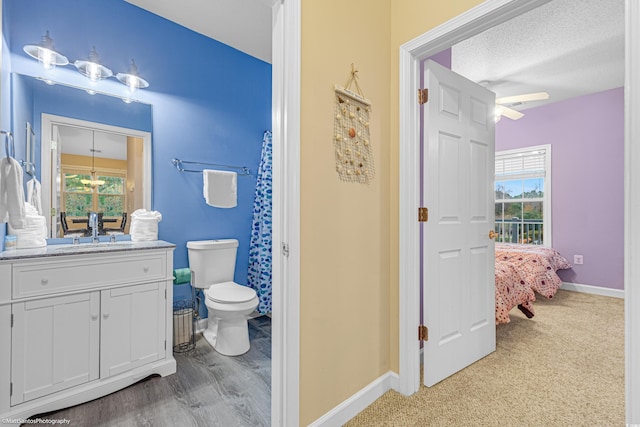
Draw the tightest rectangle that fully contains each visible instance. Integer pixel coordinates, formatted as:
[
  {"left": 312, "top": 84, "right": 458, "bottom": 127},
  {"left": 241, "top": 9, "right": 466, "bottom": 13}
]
[{"left": 489, "top": 230, "right": 498, "bottom": 239}]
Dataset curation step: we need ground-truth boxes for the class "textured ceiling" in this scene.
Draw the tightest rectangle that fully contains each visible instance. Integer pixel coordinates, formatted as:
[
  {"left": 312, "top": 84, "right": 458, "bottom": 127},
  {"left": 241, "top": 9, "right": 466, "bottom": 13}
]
[
  {"left": 124, "top": 0, "right": 273, "bottom": 63},
  {"left": 452, "top": 0, "right": 625, "bottom": 111},
  {"left": 124, "top": 0, "right": 624, "bottom": 109}
]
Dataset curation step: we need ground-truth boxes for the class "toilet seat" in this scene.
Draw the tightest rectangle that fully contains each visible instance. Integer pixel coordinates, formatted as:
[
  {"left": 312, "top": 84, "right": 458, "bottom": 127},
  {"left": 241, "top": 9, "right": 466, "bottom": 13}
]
[{"left": 206, "top": 282, "right": 257, "bottom": 304}]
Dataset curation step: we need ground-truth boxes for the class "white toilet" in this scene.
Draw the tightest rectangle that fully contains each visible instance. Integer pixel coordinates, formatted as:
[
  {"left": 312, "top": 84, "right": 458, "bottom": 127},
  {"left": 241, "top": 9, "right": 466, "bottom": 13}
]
[{"left": 187, "top": 239, "right": 259, "bottom": 356}]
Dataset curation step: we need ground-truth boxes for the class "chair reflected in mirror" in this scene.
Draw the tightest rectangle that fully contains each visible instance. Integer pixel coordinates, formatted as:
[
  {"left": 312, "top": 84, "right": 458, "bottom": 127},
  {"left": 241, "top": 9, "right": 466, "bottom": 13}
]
[
  {"left": 60, "top": 212, "right": 86, "bottom": 238},
  {"left": 104, "top": 212, "right": 128, "bottom": 236}
]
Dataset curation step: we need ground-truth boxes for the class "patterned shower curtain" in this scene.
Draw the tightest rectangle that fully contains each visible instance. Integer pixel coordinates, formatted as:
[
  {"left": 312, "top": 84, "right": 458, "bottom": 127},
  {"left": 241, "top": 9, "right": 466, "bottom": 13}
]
[{"left": 247, "top": 131, "right": 273, "bottom": 314}]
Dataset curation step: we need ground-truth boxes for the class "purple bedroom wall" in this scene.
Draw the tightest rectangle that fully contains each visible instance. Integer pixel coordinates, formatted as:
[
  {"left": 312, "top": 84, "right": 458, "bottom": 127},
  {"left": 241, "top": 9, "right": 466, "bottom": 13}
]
[{"left": 496, "top": 87, "right": 624, "bottom": 290}]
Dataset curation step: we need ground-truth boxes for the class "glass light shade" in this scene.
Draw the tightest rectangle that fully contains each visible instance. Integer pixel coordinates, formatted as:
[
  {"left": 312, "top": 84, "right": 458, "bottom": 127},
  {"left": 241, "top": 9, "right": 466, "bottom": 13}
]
[
  {"left": 23, "top": 31, "right": 68, "bottom": 70},
  {"left": 80, "top": 175, "right": 105, "bottom": 187},
  {"left": 116, "top": 59, "right": 149, "bottom": 91},
  {"left": 74, "top": 47, "right": 112, "bottom": 81}
]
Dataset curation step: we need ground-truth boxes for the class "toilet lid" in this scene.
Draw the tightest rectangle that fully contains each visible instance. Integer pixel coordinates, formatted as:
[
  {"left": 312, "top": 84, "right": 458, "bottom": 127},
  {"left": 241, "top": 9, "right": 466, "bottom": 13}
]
[{"left": 206, "top": 282, "right": 256, "bottom": 303}]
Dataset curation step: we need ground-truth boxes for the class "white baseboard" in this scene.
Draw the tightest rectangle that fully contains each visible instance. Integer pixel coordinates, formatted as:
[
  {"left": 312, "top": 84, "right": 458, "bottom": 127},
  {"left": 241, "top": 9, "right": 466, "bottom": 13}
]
[
  {"left": 309, "top": 371, "right": 399, "bottom": 427},
  {"left": 561, "top": 282, "right": 624, "bottom": 299}
]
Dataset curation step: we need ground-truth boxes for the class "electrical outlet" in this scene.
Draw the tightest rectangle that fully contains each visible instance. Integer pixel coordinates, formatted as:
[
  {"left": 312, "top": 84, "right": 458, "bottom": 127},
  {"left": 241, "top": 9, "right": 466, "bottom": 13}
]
[{"left": 574, "top": 255, "right": 584, "bottom": 265}]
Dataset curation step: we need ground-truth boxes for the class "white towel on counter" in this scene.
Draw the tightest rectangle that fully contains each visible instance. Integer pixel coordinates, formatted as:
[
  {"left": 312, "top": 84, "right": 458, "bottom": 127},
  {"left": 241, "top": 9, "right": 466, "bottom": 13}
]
[
  {"left": 8, "top": 203, "right": 47, "bottom": 248},
  {"left": 130, "top": 209, "right": 162, "bottom": 241},
  {"left": 203, "top": 169, "right": 237, "bottom": 208},
  {"left": 27, "top": 176, "right": 43, "bottom": 216},
  {"left": 0, "top": 156, "right": 26, "bottom": 229}
]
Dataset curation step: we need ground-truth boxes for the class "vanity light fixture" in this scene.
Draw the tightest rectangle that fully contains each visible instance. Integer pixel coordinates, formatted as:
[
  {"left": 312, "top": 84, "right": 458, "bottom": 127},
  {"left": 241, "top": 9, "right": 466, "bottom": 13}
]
[
  {"left": 23, "top": 31, "right": 69, "bottom": 70},
  {"left": 74, "top": 47, "right": 113, "bottom": 82},
  {"left": 24, "top": 33, "right": 151, "bottom": 92},
  {"left": 116, "top": 59, "right": 149, "bottom": 91}
]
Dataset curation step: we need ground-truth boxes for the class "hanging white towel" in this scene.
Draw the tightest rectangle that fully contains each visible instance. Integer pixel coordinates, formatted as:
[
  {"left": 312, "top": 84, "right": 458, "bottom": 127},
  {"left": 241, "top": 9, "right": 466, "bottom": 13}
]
[
  {"left": 0, "top": 157, "right": 26, "bottom": 229},
  {"left": 27, "top": 176, "right": 43, "bottom": 216},
  {"left": 203, "top": 169, "right": 237, "bottom": 208}
]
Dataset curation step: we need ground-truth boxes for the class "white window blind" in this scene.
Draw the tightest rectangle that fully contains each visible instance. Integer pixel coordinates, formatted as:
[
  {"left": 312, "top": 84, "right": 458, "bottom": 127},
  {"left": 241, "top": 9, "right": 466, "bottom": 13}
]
[{"left": 495, "top": 148, "right": 547, "bottom": 178}]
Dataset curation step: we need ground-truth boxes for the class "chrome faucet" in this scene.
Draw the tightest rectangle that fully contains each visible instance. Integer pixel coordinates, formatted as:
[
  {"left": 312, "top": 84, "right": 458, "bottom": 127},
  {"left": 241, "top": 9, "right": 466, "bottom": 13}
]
[{"left": 89, "top": 212, "right": 99, "bottom": 243}]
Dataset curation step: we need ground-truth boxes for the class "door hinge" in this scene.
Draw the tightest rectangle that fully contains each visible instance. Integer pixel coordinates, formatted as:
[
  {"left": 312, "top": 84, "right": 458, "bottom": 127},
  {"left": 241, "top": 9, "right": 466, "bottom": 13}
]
[
  {"left": 418, "top": 88, "right": 429, "bottom": 105},
  {"left": 282, "top": 242, "right": 290, "bottom": 258},
  {"left": 418, "top": 207, "right": 429, "bottom": 222},
  {"left": 418, "top": 325, "right": 429, "bottom": 341},
  {"left": 164, "top": 340, "right": 167, "bottom": 350},
  {"left": 165, "top": 289, "right": 167, "bottom": 299},
  {"left": 10, "top": 313, "right": 13, "bottom": 328},
  {"left": 10, "top": 382, "right": 12, "bottom": 396}
]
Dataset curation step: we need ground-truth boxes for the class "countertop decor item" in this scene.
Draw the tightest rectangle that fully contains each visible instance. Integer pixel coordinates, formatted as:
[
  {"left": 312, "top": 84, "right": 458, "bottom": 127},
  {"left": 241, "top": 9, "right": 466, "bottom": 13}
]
[{"left": 333, "top": 64, "right": 374, "bottom": 184}]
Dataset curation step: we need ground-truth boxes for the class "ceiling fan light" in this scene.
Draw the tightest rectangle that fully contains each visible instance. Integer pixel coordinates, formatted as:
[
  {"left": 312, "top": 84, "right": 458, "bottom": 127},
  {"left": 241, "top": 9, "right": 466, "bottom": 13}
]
[{"left": 23, "top": 31, "right": 69, "bottom": 70}]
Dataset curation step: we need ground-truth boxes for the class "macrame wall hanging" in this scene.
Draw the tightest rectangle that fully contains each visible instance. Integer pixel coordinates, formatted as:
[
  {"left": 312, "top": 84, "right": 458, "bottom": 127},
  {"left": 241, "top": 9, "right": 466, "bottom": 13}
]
[{"left": 334, "top": 64, "right": 374, "bottom": 184}]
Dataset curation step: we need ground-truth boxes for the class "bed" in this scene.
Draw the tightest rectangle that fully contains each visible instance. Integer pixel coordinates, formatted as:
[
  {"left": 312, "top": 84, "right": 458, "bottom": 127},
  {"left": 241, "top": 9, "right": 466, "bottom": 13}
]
[{"left": 494, "top": 243, "right": 572, "bottom": 324}]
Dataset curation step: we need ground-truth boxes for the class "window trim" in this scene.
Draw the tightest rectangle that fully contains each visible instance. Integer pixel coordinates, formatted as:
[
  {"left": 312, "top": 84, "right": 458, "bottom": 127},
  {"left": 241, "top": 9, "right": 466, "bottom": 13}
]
[{"left": 495, "top": 144, "right": 552, "bottom": 246}]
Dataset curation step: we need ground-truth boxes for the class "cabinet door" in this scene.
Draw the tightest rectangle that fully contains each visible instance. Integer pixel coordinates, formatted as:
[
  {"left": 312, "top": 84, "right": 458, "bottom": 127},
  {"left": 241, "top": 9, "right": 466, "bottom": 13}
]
[
  {"left": 11, "top": 292, "right": 100, "bottom": 405},
  {"left": 100, "top": 282, "right": 166, "bottom": 378}
]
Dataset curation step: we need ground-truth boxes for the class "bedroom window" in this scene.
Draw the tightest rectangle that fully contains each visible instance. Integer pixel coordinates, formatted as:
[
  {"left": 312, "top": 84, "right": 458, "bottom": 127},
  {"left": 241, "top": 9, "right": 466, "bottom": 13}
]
[{"left": 494, "top": 144, "right": 551, "bottom": 246}]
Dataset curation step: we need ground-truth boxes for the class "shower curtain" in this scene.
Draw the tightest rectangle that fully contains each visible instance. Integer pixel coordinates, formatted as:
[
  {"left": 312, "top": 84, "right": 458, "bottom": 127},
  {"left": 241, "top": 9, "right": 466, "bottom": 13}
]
[{"left": 247, "top": 131, "right": 273, "bottom": 314}]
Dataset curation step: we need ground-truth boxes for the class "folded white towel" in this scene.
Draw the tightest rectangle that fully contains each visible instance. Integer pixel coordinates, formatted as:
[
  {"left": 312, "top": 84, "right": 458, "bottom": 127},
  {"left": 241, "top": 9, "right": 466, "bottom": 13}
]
[
  {"left": 130, "top": 209, "right": 162, "bottom": 241},
  {"left": 203, "top": 169, "right": 237, "bottom": 208},
  {"left": 0, "top": 157, "right": 26, "bottom": 229},
  {"left": 8, "top": 203, "right": 47, "bottom": 248}
]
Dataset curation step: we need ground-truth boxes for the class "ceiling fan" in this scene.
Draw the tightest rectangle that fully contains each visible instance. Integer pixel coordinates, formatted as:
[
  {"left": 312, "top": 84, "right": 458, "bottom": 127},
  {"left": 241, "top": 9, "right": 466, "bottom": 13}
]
[{"left": 494, "top": 91, "right": 549, "bottom": 121}]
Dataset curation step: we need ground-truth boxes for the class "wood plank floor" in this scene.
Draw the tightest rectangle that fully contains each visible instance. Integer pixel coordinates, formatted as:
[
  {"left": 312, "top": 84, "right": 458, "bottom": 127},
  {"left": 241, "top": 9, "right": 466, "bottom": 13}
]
[{"left": 29, "top": 316, "right": 271, "bottom": 427}]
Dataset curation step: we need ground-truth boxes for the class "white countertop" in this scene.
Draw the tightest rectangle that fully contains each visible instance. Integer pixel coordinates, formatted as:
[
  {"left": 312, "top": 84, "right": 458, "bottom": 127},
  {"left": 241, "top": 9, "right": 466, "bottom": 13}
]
[{"left": 0, "top": 240, "right": 176, "bottom": 260}]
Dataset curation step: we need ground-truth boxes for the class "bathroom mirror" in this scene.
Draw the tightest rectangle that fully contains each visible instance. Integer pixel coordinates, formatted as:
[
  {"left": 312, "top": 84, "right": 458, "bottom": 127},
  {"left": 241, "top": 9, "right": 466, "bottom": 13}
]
[{"left": 11, "top": 73, "right": 153, "bottom": 238}]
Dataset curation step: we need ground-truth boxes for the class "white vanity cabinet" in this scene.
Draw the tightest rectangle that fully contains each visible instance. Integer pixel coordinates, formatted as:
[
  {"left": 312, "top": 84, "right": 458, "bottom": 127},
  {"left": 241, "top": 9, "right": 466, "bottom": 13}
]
[
  {"left": 0, "top": 242, "right": 176, "bottom": 421},
  {"left": 100, "top": 282, "right": 166, "bottom": 378},
  {"left": 11, "top": 292, "right": 101, "bottom": 405}
]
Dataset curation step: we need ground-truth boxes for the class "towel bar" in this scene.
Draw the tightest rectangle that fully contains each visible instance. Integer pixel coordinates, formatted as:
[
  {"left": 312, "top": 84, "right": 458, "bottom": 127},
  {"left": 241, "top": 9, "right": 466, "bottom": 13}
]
[{"left": 171, "top": 158, "right": 251, "bottom": 176}]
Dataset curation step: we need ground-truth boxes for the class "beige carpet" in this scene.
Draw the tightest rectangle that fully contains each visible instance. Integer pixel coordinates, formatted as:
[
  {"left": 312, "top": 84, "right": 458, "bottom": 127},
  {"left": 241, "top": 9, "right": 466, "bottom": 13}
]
[{"left": 345, "top": 290, "right": 624, "bottom": 427}]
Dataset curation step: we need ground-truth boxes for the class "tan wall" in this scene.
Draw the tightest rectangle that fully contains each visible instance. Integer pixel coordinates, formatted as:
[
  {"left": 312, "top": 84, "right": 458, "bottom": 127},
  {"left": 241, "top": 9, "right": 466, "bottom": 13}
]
[
  {"left": 61, "top": 154, "right": 127, "bottom": 171},
  {"left": 300, "top": 0, "right": 485, "bottom": 424},
  {"left": 126, "top": 136, "right": 144, "bottom": 232},
  {"left": 299, "top": 0, "right": 391, "bottom": 424}
]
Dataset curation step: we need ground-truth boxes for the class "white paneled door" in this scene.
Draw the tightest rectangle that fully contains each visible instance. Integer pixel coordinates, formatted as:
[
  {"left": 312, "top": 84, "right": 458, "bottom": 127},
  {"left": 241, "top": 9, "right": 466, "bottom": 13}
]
[
  {"left": 11, "top": 292, "right": 100, "bottom": 405},
  {"left": 422, "top": 59, "right": 496, "bottom": 387},
  {"left": 100, "top": 282, "right": 166, "bottom": 378}
]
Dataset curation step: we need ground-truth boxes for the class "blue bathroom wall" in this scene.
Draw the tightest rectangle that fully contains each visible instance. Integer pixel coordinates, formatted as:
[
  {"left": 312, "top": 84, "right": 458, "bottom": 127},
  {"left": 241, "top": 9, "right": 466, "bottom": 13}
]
[
  {"left": 0, "top": 7, "right": 13, "bottom": 251},
  {"left": 3, "top": 0, "right": 272, "bottom": 285}
]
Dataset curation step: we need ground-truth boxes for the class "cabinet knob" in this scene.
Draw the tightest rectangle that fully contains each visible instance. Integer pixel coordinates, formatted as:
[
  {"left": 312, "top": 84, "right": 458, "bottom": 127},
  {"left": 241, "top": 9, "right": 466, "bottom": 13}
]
[
  {"left": 143, "top": 267, "right": 149, "bottom": 273},
  {"left": 92, "top": 314, "right": 99, "bottom": 321},
  {"left": 41, "top": 278, "right": 48, "bottom": 285},
  {"left": 103, "top": 312, "right": 110, "bottom": 319}
]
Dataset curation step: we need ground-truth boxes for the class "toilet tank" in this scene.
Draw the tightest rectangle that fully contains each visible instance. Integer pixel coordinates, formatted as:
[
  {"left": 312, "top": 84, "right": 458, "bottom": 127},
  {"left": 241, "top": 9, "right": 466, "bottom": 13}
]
[{"left": 186, "top": 239, "right": 238, "bottom": 288}]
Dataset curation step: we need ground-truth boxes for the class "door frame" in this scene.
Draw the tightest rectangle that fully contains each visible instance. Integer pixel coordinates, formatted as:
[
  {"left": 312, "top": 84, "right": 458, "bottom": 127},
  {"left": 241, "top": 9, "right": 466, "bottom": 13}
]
[
  {"left": 398, "top": 0, "right": 640, "bottom": 421},
  {"left": 270, "top": 0, "right": 301, "bottom": 426}
]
